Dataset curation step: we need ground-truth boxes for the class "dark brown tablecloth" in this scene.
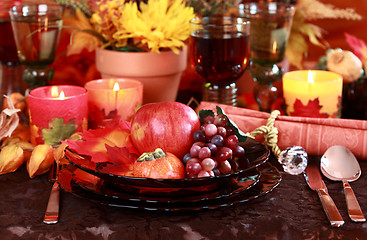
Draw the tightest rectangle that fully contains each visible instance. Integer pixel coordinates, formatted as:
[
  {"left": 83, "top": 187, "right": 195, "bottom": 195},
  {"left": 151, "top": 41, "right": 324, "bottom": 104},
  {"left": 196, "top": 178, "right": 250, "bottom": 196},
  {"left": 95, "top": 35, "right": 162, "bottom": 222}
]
[{"left": 1, "top": 156, "right": 367, "bottom": 240}]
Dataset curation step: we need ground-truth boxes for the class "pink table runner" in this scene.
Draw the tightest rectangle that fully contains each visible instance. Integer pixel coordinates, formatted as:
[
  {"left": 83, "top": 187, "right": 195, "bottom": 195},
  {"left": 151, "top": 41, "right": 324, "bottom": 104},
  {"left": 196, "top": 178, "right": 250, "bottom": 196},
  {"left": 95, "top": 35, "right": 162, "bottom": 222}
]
[{"left": 198, "top": 101, "right": 367, "bottom": 160}]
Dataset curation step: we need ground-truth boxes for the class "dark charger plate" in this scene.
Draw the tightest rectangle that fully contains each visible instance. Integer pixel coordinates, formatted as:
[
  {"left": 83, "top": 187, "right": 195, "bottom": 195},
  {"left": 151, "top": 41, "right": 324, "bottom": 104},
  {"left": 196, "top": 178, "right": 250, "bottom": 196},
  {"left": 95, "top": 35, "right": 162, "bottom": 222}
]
[
  {"left": 58, "top": 162, "right": 281, "bottom": 212},
  {"left": 64, "top": 137, "right": 270, "bottom": 191}
]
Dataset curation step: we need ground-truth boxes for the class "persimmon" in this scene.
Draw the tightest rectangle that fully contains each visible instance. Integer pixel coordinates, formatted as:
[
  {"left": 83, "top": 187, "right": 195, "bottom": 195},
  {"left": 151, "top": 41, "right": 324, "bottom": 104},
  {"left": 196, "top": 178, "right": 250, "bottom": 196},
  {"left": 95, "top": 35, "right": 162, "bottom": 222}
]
[{"left": 133, "top": 148, "right": 185, "bottom": 179}]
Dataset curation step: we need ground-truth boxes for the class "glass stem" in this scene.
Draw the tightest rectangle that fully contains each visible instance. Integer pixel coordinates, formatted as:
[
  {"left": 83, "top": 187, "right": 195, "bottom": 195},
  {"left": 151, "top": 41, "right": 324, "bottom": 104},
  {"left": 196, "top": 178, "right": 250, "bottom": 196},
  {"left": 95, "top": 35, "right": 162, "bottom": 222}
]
[
  {"left": 23, "top": 66, "right": 54, "bottom": 89},
  {"left": 254, "top": 83, "right": 278, "bottom": 112},
  {"left": 202, "top": 82, "right": 238, "bottom": 106},
  {"left": 251, "top": 62, "right": 282, "bottom": 112}
]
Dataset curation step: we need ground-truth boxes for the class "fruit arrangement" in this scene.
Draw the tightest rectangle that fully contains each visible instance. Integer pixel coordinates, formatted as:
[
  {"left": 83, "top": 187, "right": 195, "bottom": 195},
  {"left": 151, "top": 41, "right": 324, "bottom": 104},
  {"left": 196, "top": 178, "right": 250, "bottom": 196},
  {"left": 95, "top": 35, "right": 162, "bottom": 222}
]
[
  {"left": 1, "top": 98, "right": 252, "bottom": 180},
  {"left": 182, "top": 110, "right": 250, "bottom": 178}
]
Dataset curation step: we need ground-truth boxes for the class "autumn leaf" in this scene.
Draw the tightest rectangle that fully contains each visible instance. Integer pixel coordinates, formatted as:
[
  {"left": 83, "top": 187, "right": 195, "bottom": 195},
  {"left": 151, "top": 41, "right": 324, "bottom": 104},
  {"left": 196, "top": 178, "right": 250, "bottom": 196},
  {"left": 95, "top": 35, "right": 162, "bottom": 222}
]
[
  {"left": 0, "top": 96, "right": 21, "bottom": 141},
  {"left": 64, "top": 122, "right": 138, "bottom": 164},
  {"left": 63, "top": 8, "right": 101, "bottom": 56},
  {"left": 42, "top": 118, "right": 77, "bottom": 146},
  {"left": 286, "top": 12, "right": 326, "bottom": 69},
  {"left": 102, "top": 145, "right": 138, "bottom": 176},
  {"left": 345, "top": 33, "right": 367, "bottom": 62},
  {"left": 290, "top": 98, "right": 329, "bottom": 118},
  {"left": 88, "top": 105, "right": 121, "bottom": 129},
  {"left": 64, "top": 135, "right": 114, "bottom": 163}
]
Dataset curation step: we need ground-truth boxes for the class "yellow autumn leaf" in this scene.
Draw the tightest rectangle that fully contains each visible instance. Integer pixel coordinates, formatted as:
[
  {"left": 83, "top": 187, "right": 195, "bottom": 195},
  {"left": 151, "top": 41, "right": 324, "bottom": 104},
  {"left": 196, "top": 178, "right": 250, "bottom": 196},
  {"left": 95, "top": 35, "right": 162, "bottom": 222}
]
[
  {"left": 65, "top": 8, "right": 101, "bottom": 55},
  {"left": 286, "top": 31, "right": 309, "bottom": 70},
  {"left": 0, "top": 145, "right": 25, "bottom": 175},
  {"left": 27, "top": 144, "right": 54, "bottom": 178}
]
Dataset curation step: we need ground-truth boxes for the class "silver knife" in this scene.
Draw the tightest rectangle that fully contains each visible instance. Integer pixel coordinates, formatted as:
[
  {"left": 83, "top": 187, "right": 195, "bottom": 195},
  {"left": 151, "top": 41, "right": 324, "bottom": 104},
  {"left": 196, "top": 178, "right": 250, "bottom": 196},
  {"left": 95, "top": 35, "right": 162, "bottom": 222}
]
[
  {"left": 43, "top": 181, "right": 60, "bottom": 224},
  {"left": 304, "top": 164, "right": 344, "bottom": 227},
  {"left": 43, "top": 162, "right": 60, "bottom": 224}
]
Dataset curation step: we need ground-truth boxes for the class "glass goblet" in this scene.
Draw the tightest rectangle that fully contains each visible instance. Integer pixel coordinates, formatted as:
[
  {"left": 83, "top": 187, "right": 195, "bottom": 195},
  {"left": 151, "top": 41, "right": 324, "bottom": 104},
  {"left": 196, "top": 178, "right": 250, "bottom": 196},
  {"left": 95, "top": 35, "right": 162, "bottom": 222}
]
[
  {"left": 240, "top": 2, "right": 295, "bottom": 112},
  {"left": 9, "top": 3, "right": 63, "bottom": 89},
  {"left": 190, "top": 16, "right": 250, "bottom": 106}
]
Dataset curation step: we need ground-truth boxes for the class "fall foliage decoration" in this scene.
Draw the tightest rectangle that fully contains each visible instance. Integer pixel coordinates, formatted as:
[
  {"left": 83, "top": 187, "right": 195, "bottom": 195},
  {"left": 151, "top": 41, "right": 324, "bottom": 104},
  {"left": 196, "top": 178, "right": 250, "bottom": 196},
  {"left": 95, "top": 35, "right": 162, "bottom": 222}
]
[
  {"left": 0, "top": 96, "right": 21, "bottom": 141},
  {"left": 286, "top": 0, "right": 362, "bottom": 69}
]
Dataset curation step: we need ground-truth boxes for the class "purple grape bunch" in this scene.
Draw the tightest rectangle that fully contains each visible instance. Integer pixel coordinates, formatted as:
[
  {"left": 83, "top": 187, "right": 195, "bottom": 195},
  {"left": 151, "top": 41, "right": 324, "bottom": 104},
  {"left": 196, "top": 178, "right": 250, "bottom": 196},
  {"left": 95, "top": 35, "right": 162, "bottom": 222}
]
[{"left": 182, "top": 114, "right": 249, "bottom": 178}]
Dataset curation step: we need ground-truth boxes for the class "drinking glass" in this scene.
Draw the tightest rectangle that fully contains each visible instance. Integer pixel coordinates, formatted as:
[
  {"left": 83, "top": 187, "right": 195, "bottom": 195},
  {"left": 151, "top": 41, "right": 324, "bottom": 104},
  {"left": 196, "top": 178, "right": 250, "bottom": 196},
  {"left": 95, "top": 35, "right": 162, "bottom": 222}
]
[
  {"left": 0, "top": 0, "right": 27, "bottom": 107},
  {"left": 9, "top": 3, "right": 63, "bottom": 89},
  {"left": 240, "top": 2, "right": 295, "bottom": 112},
  {"left": 190, "top": 16, "right": 250, "bottom": 106}
]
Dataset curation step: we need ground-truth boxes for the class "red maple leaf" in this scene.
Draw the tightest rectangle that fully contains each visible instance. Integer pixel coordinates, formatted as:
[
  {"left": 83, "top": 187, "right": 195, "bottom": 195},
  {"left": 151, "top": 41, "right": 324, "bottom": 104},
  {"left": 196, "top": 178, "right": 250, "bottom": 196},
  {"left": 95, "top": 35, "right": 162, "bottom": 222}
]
[
  {"left": 101, "top": 145, "right": 139, "bottom": 176},
  {"left": 88, "top": 105, "right": 121, "bottom": 129},
  {"left": 63, "top": 122, "right": 138, "bottom": 164},
  {"left": 290, "top": 98, "right": 329, "bottom": 118}
]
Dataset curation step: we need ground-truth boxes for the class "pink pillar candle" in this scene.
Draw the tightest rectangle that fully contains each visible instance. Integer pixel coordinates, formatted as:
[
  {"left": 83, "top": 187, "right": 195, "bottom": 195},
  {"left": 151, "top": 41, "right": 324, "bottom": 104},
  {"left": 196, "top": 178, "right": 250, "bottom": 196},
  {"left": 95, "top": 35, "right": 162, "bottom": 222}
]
[
  {"left": 28, "top": 85, "right": 88, "bottom": 145},
  {"left": 85, "top": 78, "right": 143, "bottom": 128}
]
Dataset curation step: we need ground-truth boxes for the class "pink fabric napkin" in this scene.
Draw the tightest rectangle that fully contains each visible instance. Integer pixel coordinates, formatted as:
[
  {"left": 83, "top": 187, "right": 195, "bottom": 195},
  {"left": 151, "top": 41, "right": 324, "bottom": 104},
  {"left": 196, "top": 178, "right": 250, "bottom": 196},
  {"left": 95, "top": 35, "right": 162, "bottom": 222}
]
[{"left": 198, "top": 101, "right": 367, "bottom": 160}]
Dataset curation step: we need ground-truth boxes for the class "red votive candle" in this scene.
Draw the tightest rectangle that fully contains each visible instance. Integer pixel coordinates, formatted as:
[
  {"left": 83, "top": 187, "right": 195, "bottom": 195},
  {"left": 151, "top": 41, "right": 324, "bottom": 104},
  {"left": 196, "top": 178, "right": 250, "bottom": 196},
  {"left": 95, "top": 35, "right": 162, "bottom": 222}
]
[
  {"left": 85, "top": 78, "right": 143, "bottom": 129},
  {"left": 28, "top": 85, "right": 88, "bottom": 145}
]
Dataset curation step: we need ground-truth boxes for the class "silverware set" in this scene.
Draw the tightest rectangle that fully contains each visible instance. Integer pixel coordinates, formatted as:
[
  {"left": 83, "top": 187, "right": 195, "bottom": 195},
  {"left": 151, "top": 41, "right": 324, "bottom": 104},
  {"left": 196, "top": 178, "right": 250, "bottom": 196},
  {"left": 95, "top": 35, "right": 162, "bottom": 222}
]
[{"left": 304, "top": 146, "right": 365, "bottom": 227}]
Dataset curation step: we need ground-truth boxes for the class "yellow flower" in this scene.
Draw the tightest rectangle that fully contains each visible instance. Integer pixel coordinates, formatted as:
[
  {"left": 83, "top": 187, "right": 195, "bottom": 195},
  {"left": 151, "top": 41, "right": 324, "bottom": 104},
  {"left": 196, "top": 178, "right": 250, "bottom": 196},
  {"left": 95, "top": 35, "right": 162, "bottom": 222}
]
[
  {"left": 90, "top": 0, "right": 127, "bottom": 48},
  {"left": 64, "top": 0, "right": 195, "bottom": 53},
  {"left": 98, "top": 0, "right": 195, "bottom": 53}
]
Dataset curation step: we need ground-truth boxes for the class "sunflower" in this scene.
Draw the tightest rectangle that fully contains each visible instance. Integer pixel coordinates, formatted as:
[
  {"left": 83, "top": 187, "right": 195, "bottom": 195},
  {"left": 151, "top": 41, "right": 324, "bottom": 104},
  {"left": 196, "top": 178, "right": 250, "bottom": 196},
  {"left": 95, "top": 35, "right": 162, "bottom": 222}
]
[{"left": 67, "top": 0, "right": 195, "bottom": 53}]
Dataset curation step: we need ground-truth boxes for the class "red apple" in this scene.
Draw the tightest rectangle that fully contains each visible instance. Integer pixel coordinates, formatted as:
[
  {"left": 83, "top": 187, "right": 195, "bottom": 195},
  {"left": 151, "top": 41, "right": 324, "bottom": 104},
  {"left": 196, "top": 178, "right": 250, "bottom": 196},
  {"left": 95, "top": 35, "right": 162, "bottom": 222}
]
[{"left": 130, "top": 102, "right": 200, "bottom": 159}]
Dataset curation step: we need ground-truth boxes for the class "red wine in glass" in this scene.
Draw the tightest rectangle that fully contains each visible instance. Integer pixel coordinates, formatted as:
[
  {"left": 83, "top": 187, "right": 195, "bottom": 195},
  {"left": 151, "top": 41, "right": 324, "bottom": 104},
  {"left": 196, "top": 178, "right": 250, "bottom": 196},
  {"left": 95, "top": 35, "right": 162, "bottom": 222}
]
[
  {"left": 0, "top": 12, "right": 26, "bottom": 108},
  {"left": 190, "top": 21, "right": 250, "bottom": 106},
  {"left": 0, "top": 19, "right": 18, "bottom": 63},
  {"left": 191, "top": 31, "right": 250, "bottom": 86}
]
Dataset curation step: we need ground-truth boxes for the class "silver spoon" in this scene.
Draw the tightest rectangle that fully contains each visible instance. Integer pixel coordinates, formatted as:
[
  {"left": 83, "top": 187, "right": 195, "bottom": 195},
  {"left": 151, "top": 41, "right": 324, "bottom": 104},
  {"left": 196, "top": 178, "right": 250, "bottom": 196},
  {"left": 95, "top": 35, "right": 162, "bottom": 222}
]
[{"left": 320, "top": 145, "right": 366, "bottom": 222}]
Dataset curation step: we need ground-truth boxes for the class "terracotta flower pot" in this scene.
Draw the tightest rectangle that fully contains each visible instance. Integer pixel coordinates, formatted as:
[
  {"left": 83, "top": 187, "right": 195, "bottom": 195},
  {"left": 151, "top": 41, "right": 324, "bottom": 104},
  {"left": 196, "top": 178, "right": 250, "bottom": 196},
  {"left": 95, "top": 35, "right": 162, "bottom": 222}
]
[{"left": 95, "top": 47, "right": 187, "bottom": 103}]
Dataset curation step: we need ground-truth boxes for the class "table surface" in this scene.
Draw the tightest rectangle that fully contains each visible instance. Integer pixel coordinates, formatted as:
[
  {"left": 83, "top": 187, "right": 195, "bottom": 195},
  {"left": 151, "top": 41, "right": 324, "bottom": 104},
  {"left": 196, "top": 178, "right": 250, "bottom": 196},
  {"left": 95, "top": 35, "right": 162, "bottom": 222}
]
[{"left": 1, "top": 156, "right": 367, "bottom": 240}]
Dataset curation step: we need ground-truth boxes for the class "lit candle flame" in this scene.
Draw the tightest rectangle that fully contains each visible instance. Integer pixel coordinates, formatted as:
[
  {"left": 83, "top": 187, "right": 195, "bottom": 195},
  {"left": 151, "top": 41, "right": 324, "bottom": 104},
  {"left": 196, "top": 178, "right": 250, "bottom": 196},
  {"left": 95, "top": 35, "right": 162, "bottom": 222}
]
[
  {"left": 51, "top": 86, "right": 59, "bottom": 97},
  {"left": 113, "top": 82, "right": 120, "bottom": 91},
  {"left": 59, "top": 91, "right": 65, "bottom": 100},
  {"left": 272, "top": 41, "right": 277, "bottom": 53},
  {"left": 307, "top": 71, "right": 314, "bottom": 84},
  {"left": 113, "top": 82, "right": 119, "bottom": 110}
]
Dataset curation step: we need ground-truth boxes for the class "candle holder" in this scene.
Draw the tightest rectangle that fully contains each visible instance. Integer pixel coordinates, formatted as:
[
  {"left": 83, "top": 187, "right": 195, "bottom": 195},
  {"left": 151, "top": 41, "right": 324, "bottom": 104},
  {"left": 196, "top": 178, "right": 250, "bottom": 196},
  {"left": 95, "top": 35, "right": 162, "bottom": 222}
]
[
  {"left": 85, "top": 78, "right": 143, "bottom": 129},
  {"left": 283, "top": 70, "right": 343, "bottom": 118},
  {"left": 9, "top": 3, "right": 63, "bottom": 89},
  {"left": 240, "top": 2, "right": 295, "bottom": 112},
  {"left": 28, "top": 85, "right": 88, "bottom": 145}
]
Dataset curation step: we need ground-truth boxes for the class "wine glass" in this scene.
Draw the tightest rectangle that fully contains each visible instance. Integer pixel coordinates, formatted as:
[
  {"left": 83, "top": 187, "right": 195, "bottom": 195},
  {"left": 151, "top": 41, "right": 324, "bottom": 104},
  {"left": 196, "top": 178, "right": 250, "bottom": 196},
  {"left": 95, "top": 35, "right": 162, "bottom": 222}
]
[
  {"left": 9, "top": 3, "right": 63, "bottom": 89},
  {"left": 0, "top": 0, "right": 27, "bottom": 107},
  {"left": 240, "top": 2, "right": 295, "bottom": 112},
  {"left": 190, "top": 16, "right": 250, "bottom": 106}
]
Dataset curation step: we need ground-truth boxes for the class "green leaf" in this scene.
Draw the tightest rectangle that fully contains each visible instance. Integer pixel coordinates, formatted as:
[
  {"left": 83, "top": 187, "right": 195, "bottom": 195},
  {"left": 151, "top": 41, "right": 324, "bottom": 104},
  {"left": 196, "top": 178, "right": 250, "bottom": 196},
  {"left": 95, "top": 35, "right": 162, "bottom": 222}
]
[
  {"left": 198, "top": 109, "right": 215, "bottom": 124},
  {"left": 216, "top": 106, "right": 247, "bottom": 143},
  {"left": 42, "top": 118, "right": 77, "bottom": 146}
]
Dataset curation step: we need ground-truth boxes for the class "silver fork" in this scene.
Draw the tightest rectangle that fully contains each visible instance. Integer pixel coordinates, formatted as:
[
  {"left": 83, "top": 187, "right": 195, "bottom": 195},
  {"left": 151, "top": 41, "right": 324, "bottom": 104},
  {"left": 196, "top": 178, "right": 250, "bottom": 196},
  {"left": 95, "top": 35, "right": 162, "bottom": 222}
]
[{"left": 43, "top": 161, "right": 60, "bottom": 224}]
